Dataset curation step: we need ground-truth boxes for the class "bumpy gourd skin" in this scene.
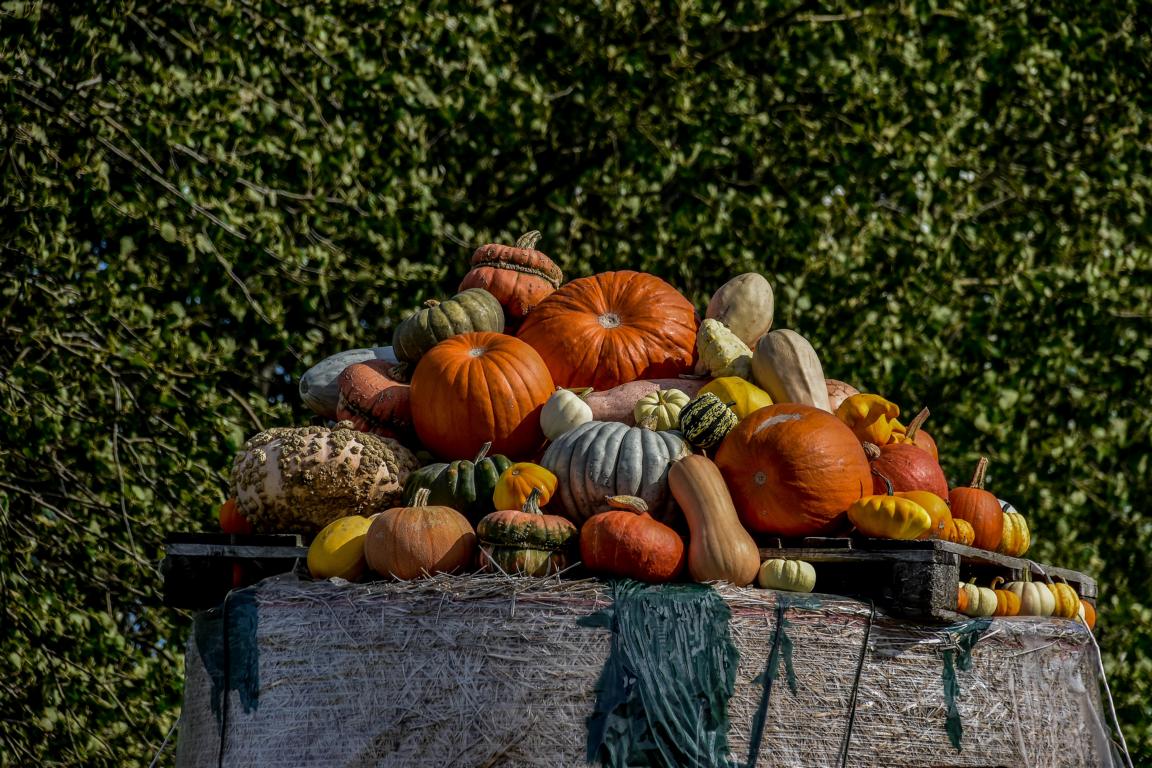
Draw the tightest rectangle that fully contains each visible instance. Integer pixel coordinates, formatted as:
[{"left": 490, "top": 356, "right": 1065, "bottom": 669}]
[{"left": 230, "top": 421, "right": 419, "bottom": 535}]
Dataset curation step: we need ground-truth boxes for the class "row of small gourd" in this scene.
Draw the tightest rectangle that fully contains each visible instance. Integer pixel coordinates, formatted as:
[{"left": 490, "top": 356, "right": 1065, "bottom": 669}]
[{"left": 217, "top": 230, "right": 1093, "bottom": 626}]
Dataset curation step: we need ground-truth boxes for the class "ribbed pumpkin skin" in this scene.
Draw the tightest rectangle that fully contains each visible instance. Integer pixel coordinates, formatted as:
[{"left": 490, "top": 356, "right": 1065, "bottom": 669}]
[
  {"left": 516, "top": 271, "right": 698, "bottom": 390},
  {"left": 336, "top": 359, "right": 412, "bottom": 438},
  {"left": 679, "top": 393, "right": 738, "bottom": 450},
  {"left": 868, "top": 443, "right": 950, "bottom": 499},
  {"left": 402, "top": 446, "right": 512, "bottom": 526},
  {"left": 459, "top": 236, "right": 564, "bottom": 320},
  {"left": 410, "top": 332, "right": 554, "bottom": 461},
  {"left": 715, "top": 404, "right": 871, "bottom": 536},
  {"left": 364, "top": 500, "right": 476, "bottom": 580},
  {"left": 539, "top": 420, "right": 691, "bottom": 526},
  {"left": 392, "top": 288, "right": 505, "bottom": 365}
]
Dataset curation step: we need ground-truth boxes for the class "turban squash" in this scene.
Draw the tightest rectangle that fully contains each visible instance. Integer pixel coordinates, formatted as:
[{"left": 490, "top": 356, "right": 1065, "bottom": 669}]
[{"left": 459, "top": 230, "right": 564, "bottom": 322}]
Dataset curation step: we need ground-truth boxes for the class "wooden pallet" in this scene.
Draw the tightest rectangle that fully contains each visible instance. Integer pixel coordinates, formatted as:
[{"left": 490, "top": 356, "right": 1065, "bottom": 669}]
[
  {"left": 758, "top": 537, "right": 1096, "bottom": 622},
  {"left": 161, "top": 533, "right": 308, "bottom": 610}
]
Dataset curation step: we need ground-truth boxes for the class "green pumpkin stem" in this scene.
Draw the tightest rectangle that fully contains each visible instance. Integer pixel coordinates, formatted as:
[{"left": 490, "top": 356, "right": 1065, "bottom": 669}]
[
  {"left": 905, "top": 408, "right": 930, "bottom": 440},
  {"left": 411, "top": 487, "right": 431, "bottom": 507},
  {"left": 515, "top": 230, "right": 543, "bottom": 250},
  {"left": 968, "top": 456, "right": 989, "bottom": 489},
  {"left": 473, "top": 441, "right": 493, "bottom": 463}
]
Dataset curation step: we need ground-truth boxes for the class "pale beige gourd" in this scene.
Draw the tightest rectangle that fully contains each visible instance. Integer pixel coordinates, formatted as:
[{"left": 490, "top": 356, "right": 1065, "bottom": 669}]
[
  {"left": 1006, "top": 579, "right": 1055, "bottom": 617},
  {"left": 959, "top": 581, "right": 998, "bottom": 617},
  {"left": 633, "top": 388, "right": 691, "bottom": 431},
  {"left": 705, "top": 273, "right": 775, "bottom": 347},
  {"left": 751, "top": 329, "right": 832, "bottom": 411},
  {"left": 540, "top": 387, "right": 593, "bottom": 440},
  {"left": 668, "top": 454, "right": 761, "bottom": 586},
  {"left": 758, "top": 559, "right": 817, "bottom": 592},
  {"left": 695, "top": 319, "right": 753, "bottom": 379}
]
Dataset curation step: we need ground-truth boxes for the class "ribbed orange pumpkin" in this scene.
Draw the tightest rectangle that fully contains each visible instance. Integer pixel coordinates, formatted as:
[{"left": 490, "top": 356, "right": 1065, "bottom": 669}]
[
  {"left": 364, "top": 489, "right": 477, "bottom": 580},
  {"left": 950, "top": 457, "right": 1004, "bottom": 551},
  {"left": 410, "top": 332, "right": 554, "bottom": 461},
  {"left": 715, "top": 403, "right": 872, "bottom": 536},
  {"left": 516, "top": 270, "right": 698, "bottom": 390},
  {"left": 459, "top": 231, "right": 564, "bottom": 322}
]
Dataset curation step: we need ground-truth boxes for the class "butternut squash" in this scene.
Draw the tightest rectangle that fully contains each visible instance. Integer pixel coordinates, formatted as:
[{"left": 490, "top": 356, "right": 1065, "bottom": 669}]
[
  {"left": 751, "top": 329, "right": 832, "bottom": 411},
  {"left": 668, "top": 454, "right": 761, "bottom": 586}
]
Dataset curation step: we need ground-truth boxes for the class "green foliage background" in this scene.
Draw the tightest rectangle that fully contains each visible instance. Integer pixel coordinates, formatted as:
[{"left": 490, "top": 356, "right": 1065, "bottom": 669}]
[{"left": 2, "top": 0, "right": 1149, "bottom": 764}]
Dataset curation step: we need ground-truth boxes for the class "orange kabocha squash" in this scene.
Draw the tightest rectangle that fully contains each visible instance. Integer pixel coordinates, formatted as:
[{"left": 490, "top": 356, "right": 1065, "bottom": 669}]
[{"left": 715, "top": 403, "right": 871, "bottom": 536}]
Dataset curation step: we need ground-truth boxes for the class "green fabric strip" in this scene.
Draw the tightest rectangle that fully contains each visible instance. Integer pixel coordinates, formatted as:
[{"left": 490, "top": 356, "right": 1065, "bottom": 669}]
[
  {"left": 581, "top": 580, "right": 740, "bottom": 768},
  {"left": 193, "top": 588, "right": 261, "bottom": 733},
  {"left": 940, "top": 618, "right": 992, "bottom": 752}
]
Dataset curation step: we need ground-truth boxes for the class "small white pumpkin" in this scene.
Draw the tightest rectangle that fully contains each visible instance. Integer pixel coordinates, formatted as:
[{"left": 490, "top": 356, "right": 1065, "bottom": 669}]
[
  {"left": 959, "top": 581, "right": 998, "bottom": 617},
  {"left": 633, "top": 388, "right": 691, "bottom": 431},
  {"left": 540, "top": 388, "right": 593, "bottom": 440}
]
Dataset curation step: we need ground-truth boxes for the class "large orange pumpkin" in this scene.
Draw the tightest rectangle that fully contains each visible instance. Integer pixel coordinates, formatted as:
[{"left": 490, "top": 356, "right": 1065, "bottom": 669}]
[
  {"left": 516, "top": 270, "right": 698, "bottom": 390},
  {"left": 715, "top": 403, "right": 872, "bottom": 536},
  {"left": 410, "top": 332, "right": 554, "bottom": 460}
]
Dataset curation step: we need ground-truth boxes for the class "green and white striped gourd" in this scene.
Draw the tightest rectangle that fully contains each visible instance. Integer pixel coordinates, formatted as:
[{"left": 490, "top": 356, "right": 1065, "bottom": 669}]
[{"left": 678, "top": 393, "right": 738, "bottom": 450}]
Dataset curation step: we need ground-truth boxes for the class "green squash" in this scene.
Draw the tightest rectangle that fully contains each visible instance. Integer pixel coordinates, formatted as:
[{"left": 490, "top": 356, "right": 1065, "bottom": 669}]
[
  {"left": 678, "top": 393, "right": 739, "bottom": 450},
  {"left": 402, "top": 442, "right": 512, "bottom": 525},
  {"left": 391, "top": 288, "right": 505, "bottom": 366}
]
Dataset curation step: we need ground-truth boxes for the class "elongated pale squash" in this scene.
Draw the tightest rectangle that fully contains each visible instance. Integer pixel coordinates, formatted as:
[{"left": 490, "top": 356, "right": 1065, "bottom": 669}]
[{"left": 751, "top": 330, "right": 831, "bottom": 411}]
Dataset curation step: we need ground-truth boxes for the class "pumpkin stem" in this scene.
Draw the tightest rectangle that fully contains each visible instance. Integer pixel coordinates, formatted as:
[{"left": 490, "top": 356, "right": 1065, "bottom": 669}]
[
  {"left": 515, "top": 230, "right": 543, "bottom": 250},
  {"left": 638, "top": 413, "right": 659, "bottom": 431},
  {"left": 990, "top": 576, "right": 1005, "bottom": 590},
  {"left": 412, "top": 488, "right": 431, "bottom": 507},
  {"left": 968, "top": 456, "right": 989, "bottom": 489},
  {"left": 473, "top": 441, "right": 493, "bottom": 463},
  {"left": 605, "top": 494, "right": 649, "bottom": 514},
  {"left": 870, "top": 467, "right": 895, "bottom": 496},
  {"left": 522, "top": 487, "right": 543, "bottom": 515},
  {"left": 862, "top": 442, "right": 882, "bottom": 461},
  {"left": 905, "top": 407, "right": 930, "bottom": 440},
  {"left": 567, "top": 386, "right": 594, "bottom": 399},
  {"left": 423, "top": 299, "right": 441, "bottom": 308}
]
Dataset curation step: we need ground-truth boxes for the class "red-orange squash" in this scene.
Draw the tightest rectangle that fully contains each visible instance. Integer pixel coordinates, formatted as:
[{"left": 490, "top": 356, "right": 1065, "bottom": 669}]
[
  {"left": 516, "top": 270, "right": 698, "bottom": 390},
  {"left": 336, "top": 359, "right": 413, "bottom": 439},
  {"left": 218, "top": 497, "right": 252, "bottom": 535},
  {"left": 579, "top": 496, "right": 686, "bottom": 583},
  {"left": 410, "top": 332, "right": 554, "bottom": 461},
  {"left": 459, "top": 231, "right": 564, "bottom": 322},
  {"left": 865, "top": 441, "right": 949, "bottom": 499},
  {"left": 950, "top": 457, "right": 1004, "bottom": 551},
  {"left": 715, "top": 403, "right": 872, "bottom": 536}
]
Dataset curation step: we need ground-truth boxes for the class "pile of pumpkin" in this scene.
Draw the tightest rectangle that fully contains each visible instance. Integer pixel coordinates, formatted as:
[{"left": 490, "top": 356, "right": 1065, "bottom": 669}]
[{"left": 216, "top": 232, "right": 1094, "bottom": 627}]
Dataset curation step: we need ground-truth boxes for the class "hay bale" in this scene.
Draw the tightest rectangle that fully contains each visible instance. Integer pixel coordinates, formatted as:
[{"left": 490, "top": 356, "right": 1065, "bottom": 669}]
[{"left": 175, "top": 575, "right": 1117, "bottom": 767}]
